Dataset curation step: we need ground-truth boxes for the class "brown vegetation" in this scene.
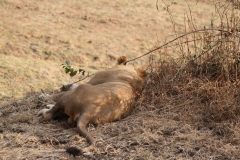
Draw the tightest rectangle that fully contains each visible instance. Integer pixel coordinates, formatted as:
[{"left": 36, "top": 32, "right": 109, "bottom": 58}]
[{"left": 0, "top": 0, "right": 240, "bottom": 159}]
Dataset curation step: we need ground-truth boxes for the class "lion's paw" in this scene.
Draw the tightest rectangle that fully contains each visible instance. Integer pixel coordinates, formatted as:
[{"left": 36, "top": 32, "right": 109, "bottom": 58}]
[
  {"left": 37, "top": 108, "right": 52, "bottom": 120},
  {"left": 46, "top": 104, "right": 54, "bottom": 109}
]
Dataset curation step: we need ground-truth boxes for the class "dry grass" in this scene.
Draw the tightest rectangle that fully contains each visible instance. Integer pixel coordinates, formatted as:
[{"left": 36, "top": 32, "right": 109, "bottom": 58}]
[
  {"left": 1, "top": 0, "right": 240, "bottom": 159},
  {"left": 143, "top": 0, "right": 240, "bottom": 123}
]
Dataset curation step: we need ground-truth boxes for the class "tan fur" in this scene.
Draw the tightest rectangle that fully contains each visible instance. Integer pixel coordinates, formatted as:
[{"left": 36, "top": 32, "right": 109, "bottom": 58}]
[
  {"left": 39, "top": 83, "right": 79, "bottom": 103},
  {"left": 38, "top": 56, "right": 147, "bottom": 150}
]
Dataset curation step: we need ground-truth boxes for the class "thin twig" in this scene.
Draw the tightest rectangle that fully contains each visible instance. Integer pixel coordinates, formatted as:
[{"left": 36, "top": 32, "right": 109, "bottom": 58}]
[
  {"left": 126, "top": 28, "right": 240, "bottom": 64},
  {"left": 156, "top": 0, "right": 159, "bottom": 11},
  {"left": 71, "top": 29, "right": 239, "bottom": 85},
  {"left": 72, "top": 73, "right": 94, "bottom": 84}
]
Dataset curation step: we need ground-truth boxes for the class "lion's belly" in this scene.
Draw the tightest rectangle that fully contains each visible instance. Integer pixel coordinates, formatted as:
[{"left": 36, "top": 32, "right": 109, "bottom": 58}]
[{"left": 90, "top": 98, "right": 134, "bottom": 125}]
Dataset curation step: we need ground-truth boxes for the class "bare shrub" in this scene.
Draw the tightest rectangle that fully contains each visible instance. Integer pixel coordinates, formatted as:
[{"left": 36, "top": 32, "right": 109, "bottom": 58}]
[{"left": 141, "top": 0, "right": 240, "bottom": 123}]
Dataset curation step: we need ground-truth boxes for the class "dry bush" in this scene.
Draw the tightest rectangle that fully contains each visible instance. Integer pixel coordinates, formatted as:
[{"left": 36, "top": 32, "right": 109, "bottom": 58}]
[{"left": 141, "top": 1, "right": 240, "bottom": 123}]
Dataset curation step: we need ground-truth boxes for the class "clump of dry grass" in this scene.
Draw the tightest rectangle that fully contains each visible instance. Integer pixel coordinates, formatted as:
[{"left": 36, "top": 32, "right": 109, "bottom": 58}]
[{"left": 142, "top": 1, "right": 240, "bottom": 123}]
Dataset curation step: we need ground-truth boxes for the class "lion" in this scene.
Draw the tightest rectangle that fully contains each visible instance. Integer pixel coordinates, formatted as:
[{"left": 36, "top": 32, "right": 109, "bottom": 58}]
[
  {"left": 38, "top": 56, "right": 147, "bottom": 155},
  {"left": 38, "top": 56, "right": 129, "bottom": 104}
]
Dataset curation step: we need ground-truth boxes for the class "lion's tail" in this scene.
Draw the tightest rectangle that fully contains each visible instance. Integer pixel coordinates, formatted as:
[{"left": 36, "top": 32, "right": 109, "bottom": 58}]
[{"left": 66, "top": 146, "right": 82, "bottom": 156}]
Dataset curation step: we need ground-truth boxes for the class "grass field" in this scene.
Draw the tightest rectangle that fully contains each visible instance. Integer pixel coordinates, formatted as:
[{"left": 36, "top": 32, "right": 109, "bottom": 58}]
[{"left": 1, "top": 0, "right": 240, "bottom": 159}]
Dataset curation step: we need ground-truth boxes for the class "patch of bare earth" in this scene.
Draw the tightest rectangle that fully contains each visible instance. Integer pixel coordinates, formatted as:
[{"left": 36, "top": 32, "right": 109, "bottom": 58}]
[{"left": 1, "top": 0, "right": 240, "bottom": 159}]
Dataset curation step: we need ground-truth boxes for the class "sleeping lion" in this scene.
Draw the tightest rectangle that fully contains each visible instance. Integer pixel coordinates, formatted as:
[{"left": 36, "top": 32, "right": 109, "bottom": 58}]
[{"left": 38, "top": 56, "right": 147, "bottom": 155}]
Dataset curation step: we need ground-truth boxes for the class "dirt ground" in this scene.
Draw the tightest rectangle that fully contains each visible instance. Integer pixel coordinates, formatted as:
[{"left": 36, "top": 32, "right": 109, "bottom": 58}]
[{"left": 1, "top": 0, "right": 240, "bottom": 159}]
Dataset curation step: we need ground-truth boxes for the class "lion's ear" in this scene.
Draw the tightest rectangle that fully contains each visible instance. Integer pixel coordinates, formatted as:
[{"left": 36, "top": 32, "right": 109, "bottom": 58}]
[{"left": 117, "top": 56, "right": 127, "bottom": 65}]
